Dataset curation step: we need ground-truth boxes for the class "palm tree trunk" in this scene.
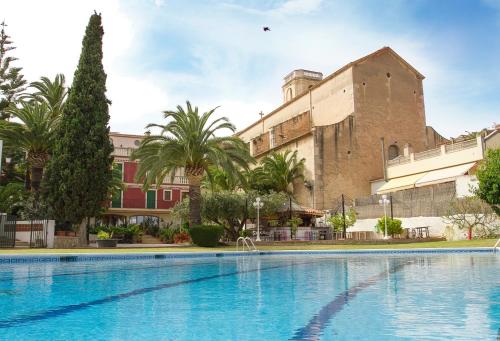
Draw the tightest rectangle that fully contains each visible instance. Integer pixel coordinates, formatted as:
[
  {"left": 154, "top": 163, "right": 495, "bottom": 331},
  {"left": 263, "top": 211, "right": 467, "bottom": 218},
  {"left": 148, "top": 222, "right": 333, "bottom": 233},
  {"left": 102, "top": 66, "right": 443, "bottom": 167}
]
[
  {"left": 187, "top": 174, "right": 203, "bottom": 226},
  {"left": 31, "top": 166, "right": 43, "bottom": 194}
]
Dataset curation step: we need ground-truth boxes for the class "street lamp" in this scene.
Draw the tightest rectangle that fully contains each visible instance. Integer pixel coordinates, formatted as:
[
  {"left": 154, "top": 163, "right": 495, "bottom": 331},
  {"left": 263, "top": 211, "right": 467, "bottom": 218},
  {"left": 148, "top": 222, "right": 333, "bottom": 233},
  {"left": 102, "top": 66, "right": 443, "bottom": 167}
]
[
  {"left": 379, "top": 194, "right": 390, "bottom": 239},
  {"left": 253, "top": 197, "right": 264, "bottom": 242},
  {"left": 0, "top": 140, "right": 3, "bottom": 173}
]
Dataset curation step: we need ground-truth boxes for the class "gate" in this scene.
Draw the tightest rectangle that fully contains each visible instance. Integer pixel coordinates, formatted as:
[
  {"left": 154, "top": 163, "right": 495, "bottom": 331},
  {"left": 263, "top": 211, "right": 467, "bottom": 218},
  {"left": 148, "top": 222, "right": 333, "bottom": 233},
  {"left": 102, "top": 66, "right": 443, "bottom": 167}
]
[
  {"left": 0, "top": 214, "right": 17, "bottom": 248},
  {"left": 29, "top": 218, "right": 48, "bottom": 248}
]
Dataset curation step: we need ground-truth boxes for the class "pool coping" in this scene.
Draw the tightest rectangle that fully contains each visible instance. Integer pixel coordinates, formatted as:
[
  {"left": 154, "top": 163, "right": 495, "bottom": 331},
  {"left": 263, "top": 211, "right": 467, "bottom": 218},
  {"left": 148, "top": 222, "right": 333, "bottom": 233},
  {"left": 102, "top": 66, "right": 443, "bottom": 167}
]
[{"left": 0, "top": 247, "right": 498, "bottom": 263}]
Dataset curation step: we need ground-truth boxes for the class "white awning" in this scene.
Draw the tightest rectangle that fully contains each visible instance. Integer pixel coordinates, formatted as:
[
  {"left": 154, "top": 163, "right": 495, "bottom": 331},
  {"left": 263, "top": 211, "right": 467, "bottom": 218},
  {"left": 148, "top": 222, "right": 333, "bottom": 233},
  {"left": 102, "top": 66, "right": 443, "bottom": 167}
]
[
  {"left": 415, "top": 162, "right": 476, "bottom": 187},
  {"left": 376, "top": 172, "right": 427, "bottom": 194}
]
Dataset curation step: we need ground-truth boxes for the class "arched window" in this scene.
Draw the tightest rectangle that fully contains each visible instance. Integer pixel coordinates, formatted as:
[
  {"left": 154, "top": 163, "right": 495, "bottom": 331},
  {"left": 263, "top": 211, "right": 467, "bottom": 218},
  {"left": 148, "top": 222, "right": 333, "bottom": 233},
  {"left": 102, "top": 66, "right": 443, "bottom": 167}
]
[
  {"left": 286, "top": 88, "right": 293, "bottom": 101},
  {"left": 388, "top": 144, "right": 399, "bottom": 160}
]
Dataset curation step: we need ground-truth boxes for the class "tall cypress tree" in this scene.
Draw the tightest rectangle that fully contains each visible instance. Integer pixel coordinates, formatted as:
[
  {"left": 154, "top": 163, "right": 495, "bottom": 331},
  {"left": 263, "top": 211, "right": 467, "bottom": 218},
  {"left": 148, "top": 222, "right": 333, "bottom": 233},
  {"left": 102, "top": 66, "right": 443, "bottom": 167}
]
[
  {"left": 44, "top": 13, "right": 113, "bottom": 245},
  {"left": 0, "top": 21, "right": 27, "bottom": 120}
]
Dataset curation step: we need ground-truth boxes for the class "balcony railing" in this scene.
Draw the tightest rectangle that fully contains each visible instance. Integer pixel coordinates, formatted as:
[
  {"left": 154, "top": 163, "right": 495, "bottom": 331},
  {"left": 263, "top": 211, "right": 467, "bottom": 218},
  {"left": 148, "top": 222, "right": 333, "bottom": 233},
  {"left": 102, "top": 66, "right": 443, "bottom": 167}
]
[
  {"left": 113, "top": 147, "right": 135, "bottom": 157},
  {"left": 172, "top": 176, "right": 189, "bottom": 185},
  {"left": 413, "top": 148, "right": 441, "bottom": 161},
  {"left": 445, "top": 138, "right": 478, "bottom": 153},
  {"left": 387, "top": 156, "right": 411, "bottom": 166}
]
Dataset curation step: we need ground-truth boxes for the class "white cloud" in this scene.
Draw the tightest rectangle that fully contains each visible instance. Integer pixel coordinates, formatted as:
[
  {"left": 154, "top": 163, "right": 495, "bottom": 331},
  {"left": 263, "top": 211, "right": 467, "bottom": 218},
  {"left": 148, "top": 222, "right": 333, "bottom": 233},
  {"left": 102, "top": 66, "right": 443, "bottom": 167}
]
[{"left": 2, "top": 0, "right": 497, "bottom": 138}]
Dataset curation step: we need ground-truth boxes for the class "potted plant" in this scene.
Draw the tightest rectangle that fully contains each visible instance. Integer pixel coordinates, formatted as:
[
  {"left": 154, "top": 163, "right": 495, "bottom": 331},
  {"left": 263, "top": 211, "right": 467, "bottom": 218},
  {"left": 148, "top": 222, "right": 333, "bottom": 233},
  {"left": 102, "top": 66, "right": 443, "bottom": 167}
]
[
  {"left": 96, "top": 231, "right": 119, "bottom": 248},
  {"left": 287, "top": 216, "right": 303, "bottom": 240}
]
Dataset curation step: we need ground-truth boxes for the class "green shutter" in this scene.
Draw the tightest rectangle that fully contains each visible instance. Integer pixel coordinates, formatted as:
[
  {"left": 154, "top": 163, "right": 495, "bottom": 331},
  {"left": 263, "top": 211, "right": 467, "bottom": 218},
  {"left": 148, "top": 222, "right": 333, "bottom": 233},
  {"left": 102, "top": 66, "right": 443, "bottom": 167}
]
[
  {"left": 146, "top": 190, "right": 156, "bottom": 209},
  {"left": 114, "top": 163, "right": 123, "bottom": 179},
  {"left": 111, "top": 191, "right": 122, "bottom": 208}
]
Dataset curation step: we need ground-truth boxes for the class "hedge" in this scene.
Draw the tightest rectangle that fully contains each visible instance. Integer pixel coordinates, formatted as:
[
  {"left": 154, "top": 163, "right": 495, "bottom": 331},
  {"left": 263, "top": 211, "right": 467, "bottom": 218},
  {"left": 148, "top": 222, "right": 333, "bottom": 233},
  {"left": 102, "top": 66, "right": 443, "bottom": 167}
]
[{"left": 189, "top": 225, "right": 224, "bottom": 247}]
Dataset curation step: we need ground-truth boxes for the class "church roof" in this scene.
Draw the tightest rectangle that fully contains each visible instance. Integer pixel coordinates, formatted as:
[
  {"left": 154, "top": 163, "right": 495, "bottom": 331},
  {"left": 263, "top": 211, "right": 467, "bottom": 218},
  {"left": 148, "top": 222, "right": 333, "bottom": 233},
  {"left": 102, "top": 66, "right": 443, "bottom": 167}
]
[{"left": 236, "top": 46, "right": 424, "bottom": 136}]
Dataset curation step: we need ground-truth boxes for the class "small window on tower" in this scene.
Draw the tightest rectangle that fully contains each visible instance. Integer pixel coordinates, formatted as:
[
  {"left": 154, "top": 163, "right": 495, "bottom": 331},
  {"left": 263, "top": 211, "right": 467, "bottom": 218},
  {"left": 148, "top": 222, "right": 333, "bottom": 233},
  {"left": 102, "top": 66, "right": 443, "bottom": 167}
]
[{"left": 388, "top": 145, "right": 399, "bottom": 160}]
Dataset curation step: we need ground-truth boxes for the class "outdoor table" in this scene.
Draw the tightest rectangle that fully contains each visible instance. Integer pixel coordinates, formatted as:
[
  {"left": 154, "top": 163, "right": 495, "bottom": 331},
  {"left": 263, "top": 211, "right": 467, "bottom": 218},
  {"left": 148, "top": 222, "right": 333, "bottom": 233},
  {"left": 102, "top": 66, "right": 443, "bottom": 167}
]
[{"left": 414, "top": 226, "right": 430, "bottom": 238}]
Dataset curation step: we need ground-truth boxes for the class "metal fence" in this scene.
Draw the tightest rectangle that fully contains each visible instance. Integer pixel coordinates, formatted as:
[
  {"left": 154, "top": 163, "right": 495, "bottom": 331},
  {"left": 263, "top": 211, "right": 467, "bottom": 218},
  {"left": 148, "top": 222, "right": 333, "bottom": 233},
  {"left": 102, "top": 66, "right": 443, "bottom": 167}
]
[
  {"left": 28, "top": 219, "right": 48, "bottom": 248},
  {"left": 0, "top": 215, "right": 48, "bottom": 248},
  {"left": 0, "top": 215, "right": 16, "bottom": 248}
]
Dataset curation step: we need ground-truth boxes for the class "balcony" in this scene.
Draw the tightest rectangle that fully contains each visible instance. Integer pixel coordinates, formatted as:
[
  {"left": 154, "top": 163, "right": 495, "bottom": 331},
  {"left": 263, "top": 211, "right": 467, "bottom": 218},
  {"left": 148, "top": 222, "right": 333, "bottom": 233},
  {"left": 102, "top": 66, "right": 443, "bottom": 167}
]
[
  {"left": 386, "top": 136, "right": 483, "bottom": 179},
  {"left": 113, "top": 147, "right": 135, "bottom": 157}
]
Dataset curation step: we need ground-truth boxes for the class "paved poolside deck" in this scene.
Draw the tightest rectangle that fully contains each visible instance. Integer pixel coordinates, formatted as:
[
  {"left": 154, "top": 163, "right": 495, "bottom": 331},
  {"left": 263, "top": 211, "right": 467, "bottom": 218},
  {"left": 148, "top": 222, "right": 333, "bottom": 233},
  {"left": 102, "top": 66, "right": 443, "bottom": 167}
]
[{"left": 0, "top": 239, "right": 497, "bottom": 254}]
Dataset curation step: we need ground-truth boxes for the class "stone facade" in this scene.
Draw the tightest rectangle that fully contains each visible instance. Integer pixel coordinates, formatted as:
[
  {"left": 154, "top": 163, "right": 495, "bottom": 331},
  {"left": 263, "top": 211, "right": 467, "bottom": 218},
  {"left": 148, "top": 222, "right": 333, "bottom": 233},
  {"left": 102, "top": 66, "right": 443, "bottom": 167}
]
[{"left": 238, "top": 47, "right": 446, "bottom": 210}]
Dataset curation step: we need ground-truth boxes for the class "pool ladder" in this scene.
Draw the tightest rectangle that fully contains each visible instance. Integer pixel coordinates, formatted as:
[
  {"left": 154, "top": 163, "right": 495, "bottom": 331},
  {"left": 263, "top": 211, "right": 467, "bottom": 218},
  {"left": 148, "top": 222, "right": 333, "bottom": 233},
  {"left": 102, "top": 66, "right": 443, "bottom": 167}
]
[
  {"left": 494, "top": 237, "right": 500, "bottom": 253},
  {"left": 236, "top": 237, "right": 258, "bottom": 252}
]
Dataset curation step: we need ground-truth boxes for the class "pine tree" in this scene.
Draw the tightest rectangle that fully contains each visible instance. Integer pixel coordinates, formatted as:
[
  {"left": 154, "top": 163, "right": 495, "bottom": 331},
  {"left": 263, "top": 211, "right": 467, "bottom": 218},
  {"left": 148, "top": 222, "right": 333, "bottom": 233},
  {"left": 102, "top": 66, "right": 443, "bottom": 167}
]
[
  {"left": 0, "top": 21, "right": 27, "bottom": 120},
  {"left": 44, "top": 13, "right": 113, "bottom": 245}
]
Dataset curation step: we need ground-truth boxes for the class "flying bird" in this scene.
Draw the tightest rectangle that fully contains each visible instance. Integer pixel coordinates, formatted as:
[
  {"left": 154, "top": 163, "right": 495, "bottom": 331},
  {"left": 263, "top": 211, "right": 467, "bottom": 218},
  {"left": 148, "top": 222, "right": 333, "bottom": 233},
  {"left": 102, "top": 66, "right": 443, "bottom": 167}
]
[{"left": 263, "top": 27, "right": 271, "bottom": 32}]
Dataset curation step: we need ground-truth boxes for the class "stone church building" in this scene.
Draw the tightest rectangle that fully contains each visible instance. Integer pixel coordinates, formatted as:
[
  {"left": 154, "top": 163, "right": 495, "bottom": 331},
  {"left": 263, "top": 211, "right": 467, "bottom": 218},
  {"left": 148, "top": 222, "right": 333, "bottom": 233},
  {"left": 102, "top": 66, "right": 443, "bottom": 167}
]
[{"left": 237, "top": 47, "right": 447, "bottom": 210}]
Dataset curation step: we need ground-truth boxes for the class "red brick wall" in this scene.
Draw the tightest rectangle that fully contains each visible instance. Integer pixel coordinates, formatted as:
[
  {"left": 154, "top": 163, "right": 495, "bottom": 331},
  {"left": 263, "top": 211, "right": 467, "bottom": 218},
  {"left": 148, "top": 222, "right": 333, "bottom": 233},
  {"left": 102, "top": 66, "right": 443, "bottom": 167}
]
[
  {"left": 123, "top": 187, "right": 145, "bottom": 208},
  {"left": 123, "top": 162, "right": 137, "bottom": 183},
  {"left": 156, "top": 188, "right": 183, "bottom": 209}
]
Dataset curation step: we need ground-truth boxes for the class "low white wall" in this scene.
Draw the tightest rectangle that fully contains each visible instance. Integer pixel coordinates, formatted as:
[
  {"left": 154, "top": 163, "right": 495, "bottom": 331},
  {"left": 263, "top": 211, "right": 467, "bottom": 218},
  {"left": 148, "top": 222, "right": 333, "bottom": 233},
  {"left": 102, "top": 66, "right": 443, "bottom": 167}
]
[
  {"left": 349, "top": 216, "right": 466, "bottom": 240},
  {"left": 15, "top": 220, "right": 55, "bottom": 248}
]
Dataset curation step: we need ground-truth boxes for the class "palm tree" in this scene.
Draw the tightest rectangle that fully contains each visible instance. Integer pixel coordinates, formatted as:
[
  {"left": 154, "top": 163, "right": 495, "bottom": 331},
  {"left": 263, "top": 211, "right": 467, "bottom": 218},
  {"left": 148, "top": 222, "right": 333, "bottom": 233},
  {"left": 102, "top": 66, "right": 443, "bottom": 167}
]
[
  {"left": 261, "top": 150, "right": 305, "bottom": 195},
  {"left": 0, "top": 101, "right": 59, "bottom": 194},
  {"left": 24, "top": 74, "right": 67, "bottom": 116},
  {"left": 132, "top": 101, "right": 253, "bottom": 225},
  {"left": 0, "top": 74, "right": 67, "bottom": 196}
]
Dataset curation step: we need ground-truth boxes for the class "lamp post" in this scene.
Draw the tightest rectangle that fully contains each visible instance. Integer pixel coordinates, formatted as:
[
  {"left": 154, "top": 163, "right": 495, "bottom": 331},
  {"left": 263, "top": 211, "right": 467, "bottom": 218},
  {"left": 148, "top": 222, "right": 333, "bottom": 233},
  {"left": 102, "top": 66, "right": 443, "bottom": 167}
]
[
  {"left": 379, "top": 194, "right": 390, "bottom": 239},
  {"left": 0, "top": 140, "right": 3, "bottom": 174},
  {"left": 253, "top": 197, "right": 264, "bottom": 242}
]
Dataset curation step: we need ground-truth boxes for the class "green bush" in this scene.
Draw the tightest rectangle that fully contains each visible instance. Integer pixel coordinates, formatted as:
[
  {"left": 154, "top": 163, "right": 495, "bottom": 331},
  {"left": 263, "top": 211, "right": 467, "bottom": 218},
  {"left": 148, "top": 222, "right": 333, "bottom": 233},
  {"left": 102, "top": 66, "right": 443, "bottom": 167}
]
[
  {"left": 375, "top": 217, "right": 403, "bottom": 236},
  {"left": 189, "top": 225, "right": 224, "bottom": 247},
  {"left": 160, "top": 228, "right": 175, "bottom": 243},
  {"left": 97, "top": 231, "right": 112, "bottom": 240}
]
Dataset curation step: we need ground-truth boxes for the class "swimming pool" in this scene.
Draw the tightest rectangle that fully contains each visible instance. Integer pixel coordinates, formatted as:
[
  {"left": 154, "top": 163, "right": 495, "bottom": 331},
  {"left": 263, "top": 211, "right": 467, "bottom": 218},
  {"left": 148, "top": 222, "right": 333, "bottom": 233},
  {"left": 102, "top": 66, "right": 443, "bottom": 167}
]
[{"left": 0, "top": 251, "right": 498, "bottom": 340}]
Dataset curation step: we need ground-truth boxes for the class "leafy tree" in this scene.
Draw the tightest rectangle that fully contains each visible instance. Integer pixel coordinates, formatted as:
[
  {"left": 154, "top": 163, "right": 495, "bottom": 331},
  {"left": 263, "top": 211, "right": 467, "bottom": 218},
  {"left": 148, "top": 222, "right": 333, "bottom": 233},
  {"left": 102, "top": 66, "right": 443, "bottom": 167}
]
[
  {"left": 261, "top": 150, "right": 305, "bottom": 195},
  {"left": 0, "top": 21, "right": 27, "bottom": 120},
  {"left": 132, "top": 101, "right": 253, "bottom": 225},
  {"left": 202, "top": 191, "right": 287, "bottom": 240},
  {"left": 328, "top": 208, "right": 357, "bottom": 233},
  {"left": 443, "top": 196, "right": 497, "bottom": 240},
  {"left": 0, "top": 182, "right": 26, "bottom": 214},
  {"left": 375, "top": 216, "right": 403, "bottom": 237},
  {"left": 202, "top": 166, "right": 244, "bottom": 192},
  {"left": 287, "top": 216, "right": 303, "bottom": 239},
  {"left": 171, "top": 197, "right": 190, "bottom": 224},
  {"left": 475, "top": 148, "right": 500, "bottom": 215},
  {"left": 44, "top": 13, "right": 113, "bottom": 245}
]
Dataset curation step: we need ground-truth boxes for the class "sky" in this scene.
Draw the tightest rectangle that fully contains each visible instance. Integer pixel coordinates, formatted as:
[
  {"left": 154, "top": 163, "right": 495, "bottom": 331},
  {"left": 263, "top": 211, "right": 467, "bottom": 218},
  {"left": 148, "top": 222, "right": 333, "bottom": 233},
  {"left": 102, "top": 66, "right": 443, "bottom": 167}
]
[{"left": 2, "top": 0, "right": 499, "bottom": 138}]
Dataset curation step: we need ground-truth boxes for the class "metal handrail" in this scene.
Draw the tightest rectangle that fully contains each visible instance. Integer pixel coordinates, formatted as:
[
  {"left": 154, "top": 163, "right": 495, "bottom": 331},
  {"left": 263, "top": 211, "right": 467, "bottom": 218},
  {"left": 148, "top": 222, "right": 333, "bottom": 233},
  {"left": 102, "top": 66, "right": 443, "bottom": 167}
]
[
  {"left": 236, "top": 237, "right": 258, "bottom": 252},
  {"left": 494, "top": 237, "right": 500, "bottom": 253}
]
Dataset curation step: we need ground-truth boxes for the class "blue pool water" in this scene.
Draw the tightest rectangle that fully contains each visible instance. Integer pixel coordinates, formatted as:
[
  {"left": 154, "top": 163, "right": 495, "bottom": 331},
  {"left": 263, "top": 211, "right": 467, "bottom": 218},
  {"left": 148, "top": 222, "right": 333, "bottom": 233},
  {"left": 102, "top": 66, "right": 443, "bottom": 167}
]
[{"left": 0, "top": 252, "right": 498, "bottom": 340}]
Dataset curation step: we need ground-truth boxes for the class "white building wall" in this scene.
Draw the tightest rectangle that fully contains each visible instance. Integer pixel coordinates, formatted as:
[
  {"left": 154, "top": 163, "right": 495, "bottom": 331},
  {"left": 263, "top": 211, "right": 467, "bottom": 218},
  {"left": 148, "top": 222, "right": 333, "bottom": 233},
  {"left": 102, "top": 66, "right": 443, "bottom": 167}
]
[{"left": 455, "top": 175, "right": 478, "bottom": 198}]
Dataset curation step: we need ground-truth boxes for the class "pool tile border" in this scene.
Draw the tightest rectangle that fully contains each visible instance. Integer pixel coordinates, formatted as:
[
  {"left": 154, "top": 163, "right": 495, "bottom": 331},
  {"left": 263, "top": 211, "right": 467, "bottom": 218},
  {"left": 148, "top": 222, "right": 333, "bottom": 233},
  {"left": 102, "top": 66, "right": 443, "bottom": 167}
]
[{"left": 0, "top": 247, "right": 496, "bottom": 264}]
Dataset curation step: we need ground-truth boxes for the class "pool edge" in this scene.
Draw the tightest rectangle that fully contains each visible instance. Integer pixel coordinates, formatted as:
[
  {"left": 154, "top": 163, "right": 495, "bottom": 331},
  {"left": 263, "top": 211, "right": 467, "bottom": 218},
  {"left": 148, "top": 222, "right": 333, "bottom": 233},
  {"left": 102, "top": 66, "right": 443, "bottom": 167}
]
[{"left": 0, "top": 247, "right": 497, "bottom": 263}]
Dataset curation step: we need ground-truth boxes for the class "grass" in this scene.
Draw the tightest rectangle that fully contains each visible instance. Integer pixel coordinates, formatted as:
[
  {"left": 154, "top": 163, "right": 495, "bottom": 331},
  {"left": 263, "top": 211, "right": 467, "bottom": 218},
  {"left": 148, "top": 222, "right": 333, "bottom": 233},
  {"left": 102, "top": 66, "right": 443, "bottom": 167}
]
[{"left": 0, "top": 239, "right": 497, "bottom": 254}]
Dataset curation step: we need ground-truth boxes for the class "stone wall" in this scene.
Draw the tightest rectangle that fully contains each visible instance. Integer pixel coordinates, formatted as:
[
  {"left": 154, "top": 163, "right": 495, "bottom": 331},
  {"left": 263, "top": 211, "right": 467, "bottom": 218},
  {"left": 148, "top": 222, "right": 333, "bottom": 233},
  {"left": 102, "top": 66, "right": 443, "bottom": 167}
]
[
  {"left": 354, "top": 182, "right": 456, "bottom": 219},
  {"left": 312, "top": 51, "right": 430, "bottom": 210},
  {"left": 272, "top": 111, "right": 311, "bottom": 148},
  {"left": 251, "top": 131, "right": 270, "bottom": 156},
  {"left": 54, "top": 236, "right": 79, "bottom": 248}
]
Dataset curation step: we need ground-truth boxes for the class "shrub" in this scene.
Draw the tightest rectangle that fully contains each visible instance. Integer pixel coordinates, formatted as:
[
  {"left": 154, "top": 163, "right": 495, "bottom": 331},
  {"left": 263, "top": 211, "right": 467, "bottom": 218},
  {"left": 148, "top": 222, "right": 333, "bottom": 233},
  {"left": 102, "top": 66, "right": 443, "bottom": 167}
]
[
  {"left": 189, "top": 225, "right": 224, "bottom": 247},
  {"left": 160, "top": 228, "right": 175, "bottom": 243},
  {"left": 173, "top": 230, "right": 191, "bottom": 244},
  {"left": 375, "top": 217, "right": 403, "bottom": 237},
  {"left": 328, "top": 209, "right": 357, "bottom": 233},
  {"left": 239, "top": 229, "right": 253, "bottom": 238},
  {"left": 287, "top": 216, "right": 303, "bottom": 239},
  {"left": 97, "top": 231, "right": 112, "bottom": 240}
]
